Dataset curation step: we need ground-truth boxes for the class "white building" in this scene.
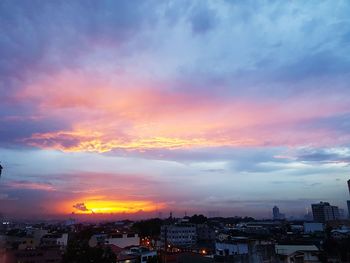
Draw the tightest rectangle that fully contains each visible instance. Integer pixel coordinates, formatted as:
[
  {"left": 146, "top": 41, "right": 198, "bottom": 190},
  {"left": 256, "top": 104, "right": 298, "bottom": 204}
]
[
  {"left": 215, "top": 238, "right": 249, "bottom": 256},
  {"left": 89, "top": 233, "right": 140, "bottom": 248},
  {"left": 160, "top": 223, "right": 197, "bottom": 247}
]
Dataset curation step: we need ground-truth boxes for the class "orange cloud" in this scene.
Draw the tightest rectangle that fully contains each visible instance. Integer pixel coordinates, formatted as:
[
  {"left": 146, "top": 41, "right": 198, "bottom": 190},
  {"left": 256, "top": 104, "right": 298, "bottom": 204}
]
[{"left": 25, "top": 130, "right": 258, "bottom": 152}]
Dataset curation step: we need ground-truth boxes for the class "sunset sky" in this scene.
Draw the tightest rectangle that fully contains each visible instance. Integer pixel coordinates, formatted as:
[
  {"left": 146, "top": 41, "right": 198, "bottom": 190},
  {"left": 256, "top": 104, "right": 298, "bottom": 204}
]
[{"left": 1, "top": 0, "right": 350, "bottom": 219}]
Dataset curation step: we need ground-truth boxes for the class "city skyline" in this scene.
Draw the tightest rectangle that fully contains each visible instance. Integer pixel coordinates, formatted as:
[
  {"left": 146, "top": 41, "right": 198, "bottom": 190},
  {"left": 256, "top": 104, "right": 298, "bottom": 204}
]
[{"left": 1, "top": 0, "right": 350, "bottom": 219}]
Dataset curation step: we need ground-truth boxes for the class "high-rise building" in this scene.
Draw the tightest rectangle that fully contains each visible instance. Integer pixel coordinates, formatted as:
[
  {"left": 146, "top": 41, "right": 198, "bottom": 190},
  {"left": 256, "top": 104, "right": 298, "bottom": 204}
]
[
  {"left": 311, "top": 202, "right": 340, "bottom": 223},
  {"left": 272, "top": 206, "right": 285, "bottom": 220},
  {"left": 347, "top": 179, "right": 350, "bottom": 218},
  {"left": 273, "top": 206, "right": 279, "bottom": 220}
]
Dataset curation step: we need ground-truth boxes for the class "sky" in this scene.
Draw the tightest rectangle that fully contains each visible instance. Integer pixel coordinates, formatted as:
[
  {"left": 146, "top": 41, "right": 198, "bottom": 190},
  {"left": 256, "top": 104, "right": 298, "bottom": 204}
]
[{"left": 1, "top": 0, "right": 350, "bottom": 220}]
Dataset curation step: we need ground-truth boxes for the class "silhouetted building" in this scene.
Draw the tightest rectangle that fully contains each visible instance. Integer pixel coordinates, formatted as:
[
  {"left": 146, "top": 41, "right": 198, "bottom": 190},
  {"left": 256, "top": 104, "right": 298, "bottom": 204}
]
[
  {"left": 0, "top": 164, "right": 2, "bottom": 177},
  {"left": 346, "top": 179, "right": 350, "bottom": 218},
  {"left": 196, "top": 224, "right": 215, "bottom": 241},
  {"left": 311, "top": 202, "right": 340, "bottom": 223},
  {"left": 272, "top": 206, "right": 285, "bottom": 220},
  {"left": 5, "top": 247, "right": 62, "bottom": 263}
]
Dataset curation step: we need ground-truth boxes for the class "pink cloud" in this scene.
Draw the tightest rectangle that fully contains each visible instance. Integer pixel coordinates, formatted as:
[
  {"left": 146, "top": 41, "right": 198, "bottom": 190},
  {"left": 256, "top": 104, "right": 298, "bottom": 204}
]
[
  {"left": 14, "top": 70, "right": 350, "bottom": 152},
  {"left": 4, "top": 180, "right": 55, "bottom": 191}
]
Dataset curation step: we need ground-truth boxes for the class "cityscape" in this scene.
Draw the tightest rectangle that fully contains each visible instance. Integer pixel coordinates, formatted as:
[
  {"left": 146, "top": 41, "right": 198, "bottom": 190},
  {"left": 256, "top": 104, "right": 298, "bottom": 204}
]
[
  {"left": 1, "top": 0, "right": 350, "bottom": 262},
  {"left": 0, "top": 180, "right": 350, "bottom": 262}
]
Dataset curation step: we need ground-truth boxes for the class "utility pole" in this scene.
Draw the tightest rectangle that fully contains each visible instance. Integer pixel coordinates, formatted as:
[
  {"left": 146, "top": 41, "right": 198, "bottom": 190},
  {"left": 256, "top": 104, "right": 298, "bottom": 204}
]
[{"left": 163, "top": 225, "right": 168, "bottom": 263}]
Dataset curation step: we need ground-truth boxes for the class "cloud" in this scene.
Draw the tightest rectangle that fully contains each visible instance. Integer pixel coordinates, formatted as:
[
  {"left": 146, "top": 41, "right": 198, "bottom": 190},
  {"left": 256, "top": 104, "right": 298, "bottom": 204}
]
[
  {"left": 73, "top": 202, "right": 89, "bottom": 212},
  {"left": 3, "top": 180, "right": 55, "bottom": 191},
  {"left": 295, "top": 147, "right": 350, "bottom": 164},
  {"left": 5, "top": 68, "right": 348, "bottom": 152}
]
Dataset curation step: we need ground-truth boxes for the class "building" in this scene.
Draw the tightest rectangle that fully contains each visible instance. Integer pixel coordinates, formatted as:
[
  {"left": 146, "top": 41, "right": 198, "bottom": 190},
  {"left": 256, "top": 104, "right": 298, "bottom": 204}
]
[
  {"left": 3, "top": 247, "right": 62, "bottom": 263},
  {"left": 112, "top": 246, "right": 157, "bottom": 263},
  {"left": 311, "top": 202, "right": 340, "bottom": 222},
  {"left": 347, "top": 179, "right": 350, "bottom": 218},
  {"left": 273, "top": 206, "right": 285, "bottom": 220},
  {"left": 160, "top": 223, "right": 197, "bottom": 248},
  {"left": 215, "top": 237, "right": 249, "bottom": 262},
  {"left": 331, "top": 227, "right": 350, "bottom": 239},
  {"left": 303, "top": 222, "right": 323, "bottom": 233},
  {"left": 26, "top": 228, "right": 49, "bottom": 247},
  {"left": 196, "top": 224, "right": 215, "bottom": 242},
  {"left": 41, "top": 233, "right": 68, "bottom": 249},
  {"left": 107, "top": 233, "right": 140, "bottom": 248},
  {"left": 89, "top": 232, "right": 140, "bottom": 248},
  {"left": 275, "top": 245, "right": 320, "bottom": 263}
]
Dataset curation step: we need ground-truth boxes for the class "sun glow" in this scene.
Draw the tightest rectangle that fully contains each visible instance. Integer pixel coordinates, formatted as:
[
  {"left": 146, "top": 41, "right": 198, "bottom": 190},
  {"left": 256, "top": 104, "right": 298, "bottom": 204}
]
[{"left": 62, "top": 199, "right": 164, "bottom": 214}]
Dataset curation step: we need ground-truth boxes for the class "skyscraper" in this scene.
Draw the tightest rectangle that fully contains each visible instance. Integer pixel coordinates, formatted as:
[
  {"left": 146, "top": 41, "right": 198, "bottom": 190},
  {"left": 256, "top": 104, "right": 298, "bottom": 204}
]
[
  {"left": 272, "top": 206, "right": 285, "bottom": 220},
  {"left": 347, "top": 179, "right": 350, "bottom": 218},
  {"left": 311, "top": 202, "right": 340, "bottom": 222},
  {"left": 273, "top": 206, "right": 279, "bottom": 220}
]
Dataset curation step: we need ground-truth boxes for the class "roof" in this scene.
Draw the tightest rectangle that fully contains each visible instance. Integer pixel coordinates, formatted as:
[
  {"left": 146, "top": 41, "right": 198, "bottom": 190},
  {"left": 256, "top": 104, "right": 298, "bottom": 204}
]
[
  {"left": 331, "top": 229, "right": 350, "bottom": 234},
  {"left": 275, "top": 245, "right": 319, "bottom": 255},
  {"left": 117, "top": 254, "right": 139, "bottom": 261}
]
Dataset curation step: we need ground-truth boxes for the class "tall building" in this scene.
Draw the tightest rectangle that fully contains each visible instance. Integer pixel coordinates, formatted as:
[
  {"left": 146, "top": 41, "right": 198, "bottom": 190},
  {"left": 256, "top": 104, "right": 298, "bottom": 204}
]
[
  {"left": 160, "top": 223, "right": 197, "bottom": 248},
  {"left": 311, "top": 202, "right": 340, "bottom": 223},
  {"left": 273, "top": 206, "right": 279, "bottom": 220},
  {"left": 347, "top": 179, "right": 350, "bottom": 218},
  {"left": 272, "top": 206, "right": 285, "bottom": 220}
]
